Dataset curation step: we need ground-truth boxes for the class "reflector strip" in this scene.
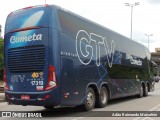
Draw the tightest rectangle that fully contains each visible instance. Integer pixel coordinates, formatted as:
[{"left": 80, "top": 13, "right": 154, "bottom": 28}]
[{"left": 10, "top": 26, "right": 43, "bottom": 33}]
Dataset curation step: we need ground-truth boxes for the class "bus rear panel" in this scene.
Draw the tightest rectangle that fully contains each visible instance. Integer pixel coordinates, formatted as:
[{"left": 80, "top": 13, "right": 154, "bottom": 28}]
[{"left": 4, "top": 5, "right": 60, "bottom": 106}]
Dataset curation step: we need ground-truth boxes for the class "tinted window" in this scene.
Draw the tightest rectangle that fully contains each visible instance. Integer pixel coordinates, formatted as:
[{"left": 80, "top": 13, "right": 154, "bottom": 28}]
[{"left": 5, "top": 6, "right": 49, "bottom": 33}]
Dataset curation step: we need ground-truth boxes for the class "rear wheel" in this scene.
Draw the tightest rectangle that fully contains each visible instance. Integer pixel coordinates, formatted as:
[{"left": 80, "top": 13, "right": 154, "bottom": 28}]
[
  {"left": 138, "top": 85, "right": 143, "bottom": 98},
  {"left": 96, "top": 87, "right": 108, "bottom": 108},
  {"left": 82, "top": 87, "right": 95, "bottom": 111},
  {"left": 144, "top": 85, "right": 148, "bottom": 97}
]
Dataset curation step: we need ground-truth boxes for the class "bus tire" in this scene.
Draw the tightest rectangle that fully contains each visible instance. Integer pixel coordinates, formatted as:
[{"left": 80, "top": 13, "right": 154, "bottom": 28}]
[
  {"left": 138, "top": 85, "right": 143, "bottom": 98},
  {"left": 83, "top": 87, "right": 95, "bottom": 111},
  {"left": 144, "top": 85, "right": 148, "bottom": 97},
  {"left": 96, "top": 87, "right": 108, "bottom": 108}
]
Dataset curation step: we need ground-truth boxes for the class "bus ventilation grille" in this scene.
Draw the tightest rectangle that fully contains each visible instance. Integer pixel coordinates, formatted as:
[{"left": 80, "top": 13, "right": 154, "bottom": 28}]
[{"left": 8, "top": 45, "right": 45, "bottom": 72}]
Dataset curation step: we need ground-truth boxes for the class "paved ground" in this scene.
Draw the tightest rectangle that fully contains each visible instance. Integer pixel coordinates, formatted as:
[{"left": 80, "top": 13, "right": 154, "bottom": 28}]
[
  {"left": 0, "top": 93, "right": 4, "bottom": 102},
  {"left": 0, "top": 82, "right": 160, "bottom": 120}
]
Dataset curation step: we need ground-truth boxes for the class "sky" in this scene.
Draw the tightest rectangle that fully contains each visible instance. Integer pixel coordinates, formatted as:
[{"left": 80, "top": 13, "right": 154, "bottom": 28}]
[{"left": 0, "top": 0, "right": 160, "bottom": 52}]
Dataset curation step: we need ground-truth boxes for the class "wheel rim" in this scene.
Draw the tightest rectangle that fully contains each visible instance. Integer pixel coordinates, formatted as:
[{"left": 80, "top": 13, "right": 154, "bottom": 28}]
[
  {"left": 101, "top": 89, "right": 107, "bottom": 104},
  {"left": 141, "top": 86, "right": 143, "bottom": 97},
  {"left": 146, "top": 86, "right": 148, "bottom": 95},
  {"left": 87, "top": 92, "right": 94, "bottom": 107}
]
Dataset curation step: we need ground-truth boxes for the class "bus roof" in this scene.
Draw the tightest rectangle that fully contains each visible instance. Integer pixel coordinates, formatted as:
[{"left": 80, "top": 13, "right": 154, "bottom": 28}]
[{"left": 5, "top": 4, "right": 150, "bottom": 59}]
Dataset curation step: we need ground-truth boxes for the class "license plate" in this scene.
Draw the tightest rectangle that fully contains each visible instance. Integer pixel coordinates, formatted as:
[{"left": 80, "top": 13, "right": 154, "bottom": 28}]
[{"left": 21, "top": 95, "right": 30, "bottom": 100}]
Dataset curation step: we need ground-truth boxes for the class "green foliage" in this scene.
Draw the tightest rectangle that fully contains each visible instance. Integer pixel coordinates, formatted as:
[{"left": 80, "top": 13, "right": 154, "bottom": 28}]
[{"left": 0, "top": 38, "right": 4, "bottom": 80}]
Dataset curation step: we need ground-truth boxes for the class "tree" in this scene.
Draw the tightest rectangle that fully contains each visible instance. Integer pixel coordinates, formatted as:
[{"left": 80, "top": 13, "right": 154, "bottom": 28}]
[{"left": 0, "top": 38, "right": 4, "bottom": 80}]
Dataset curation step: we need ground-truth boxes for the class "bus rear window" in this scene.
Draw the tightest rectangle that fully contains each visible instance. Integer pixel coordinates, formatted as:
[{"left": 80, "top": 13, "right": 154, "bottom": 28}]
[{"left": 5, "top": 6, "right": 49, "bottom": 33}]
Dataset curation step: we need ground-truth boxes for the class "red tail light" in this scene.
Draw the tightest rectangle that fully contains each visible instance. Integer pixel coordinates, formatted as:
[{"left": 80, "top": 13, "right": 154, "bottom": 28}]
[
  {"left": 3, "top": 67, "right": 9, "bottom": 90},
  {"left": 45, "top": 65, "right": 57, "bottom": 90}
]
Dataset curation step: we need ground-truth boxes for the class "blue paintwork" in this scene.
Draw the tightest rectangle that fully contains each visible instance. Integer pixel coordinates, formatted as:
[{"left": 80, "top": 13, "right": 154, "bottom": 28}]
[{"left": 4, "top": 5, "right": 155, "bottom": 107}]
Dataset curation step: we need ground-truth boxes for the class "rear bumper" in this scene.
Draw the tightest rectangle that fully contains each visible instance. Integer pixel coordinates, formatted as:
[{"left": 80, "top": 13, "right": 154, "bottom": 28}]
[{"left": 5, "top": 88, "right": 60, "bottom": 106}]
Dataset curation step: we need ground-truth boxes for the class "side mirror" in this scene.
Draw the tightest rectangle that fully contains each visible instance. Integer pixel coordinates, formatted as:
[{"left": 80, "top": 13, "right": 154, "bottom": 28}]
[{"left": 154, "top": 76, "right": 160, "bottom": 83}]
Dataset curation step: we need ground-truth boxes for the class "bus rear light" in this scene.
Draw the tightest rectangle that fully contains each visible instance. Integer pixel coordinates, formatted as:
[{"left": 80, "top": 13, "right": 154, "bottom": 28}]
[
  {"left": 45, "top": 65, "right": 57, "bottom": 90},
  {"left": 3, "top": 67, "right": 9, "bottom": 90}
]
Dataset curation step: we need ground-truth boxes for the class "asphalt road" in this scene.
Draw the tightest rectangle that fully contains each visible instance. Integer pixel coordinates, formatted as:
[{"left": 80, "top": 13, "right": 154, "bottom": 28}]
[{"left": 1, "top": 83, "right": 160, "bottom": 120}]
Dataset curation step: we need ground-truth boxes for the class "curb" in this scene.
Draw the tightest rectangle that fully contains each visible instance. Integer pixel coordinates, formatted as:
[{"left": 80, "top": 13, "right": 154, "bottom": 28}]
[
  {"left": 0, "top": 96, "right": 5, "bottom": 103},
  {"left": 0, "top": 97, "right": 5, "bottom": 102},
  {"left": 0, "top": 99, "right": 5, "bottom": 102},
  {"left": 0, "top": 87, "right": 3, "bottom": 92}
]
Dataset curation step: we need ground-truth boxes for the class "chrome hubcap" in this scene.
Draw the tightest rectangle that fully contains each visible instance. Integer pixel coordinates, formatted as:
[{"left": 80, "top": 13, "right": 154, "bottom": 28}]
[
  {"left": 87, "top": 92, "right": 94, "bottom": 106},
  {"left": 101, "top": 90, "right": 107, "bottom": 104},
  {"left": 141, "top": 86, "right": 143, "bottom": 96}
]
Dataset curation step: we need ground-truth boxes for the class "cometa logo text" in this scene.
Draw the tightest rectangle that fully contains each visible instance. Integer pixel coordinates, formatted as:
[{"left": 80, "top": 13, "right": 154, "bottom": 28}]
[{"left": 10, "top": 33, "right": 42, "bottom": 44}]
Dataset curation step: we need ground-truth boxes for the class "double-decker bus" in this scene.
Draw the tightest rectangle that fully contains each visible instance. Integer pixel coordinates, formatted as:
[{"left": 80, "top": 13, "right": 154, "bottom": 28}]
[{"left": 4, "top": 5, "right": 156, "bottom": 111}]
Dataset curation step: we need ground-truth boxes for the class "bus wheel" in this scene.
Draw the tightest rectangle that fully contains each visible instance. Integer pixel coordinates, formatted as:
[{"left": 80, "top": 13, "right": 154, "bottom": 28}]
[
  {"left": 144, "top": 85, "right": 148, "bottom": 97},
  {"left": 138, "top": 85, "right": 143, "bottom": 98},
  {"left": 96, "top": 87, "right": 108, "bottom": 108},
  {"left": 83, "top": 87, "right": 95, "bottom": 111}
]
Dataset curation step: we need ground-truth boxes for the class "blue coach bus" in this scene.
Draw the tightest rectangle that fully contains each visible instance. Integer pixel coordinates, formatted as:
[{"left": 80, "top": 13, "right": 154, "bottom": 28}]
[{"left": 4, "top": 5, "right": 157, "bottom": 111}]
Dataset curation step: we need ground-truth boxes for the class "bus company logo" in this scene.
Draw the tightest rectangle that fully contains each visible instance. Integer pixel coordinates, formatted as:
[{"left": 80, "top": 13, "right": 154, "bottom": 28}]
[
  {"left": 10, "top": 33, "right": 42, "bottom": 44},
  {"left": 76, "top": 30, "right": 115, "bottom": 67},
  {"left": 32, "top": 72, "right": 39, "bottom": 79},
  {"left": 126, "top": 54, "right": 142, "bottom": 66},
  {"left": 31, "top": 72, "right": 43, "bottom": 79},
  {"left": 130, "top": 58, "right": 142, "bottom": 66},
  {"left": 11, "top": 75, "right": 25, "bottom": 83}
]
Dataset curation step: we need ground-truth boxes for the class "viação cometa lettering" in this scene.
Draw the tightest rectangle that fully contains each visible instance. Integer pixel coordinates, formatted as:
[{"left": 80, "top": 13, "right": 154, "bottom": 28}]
[{"left": 10, "top": 33, "right": 42, "bottom": 44}]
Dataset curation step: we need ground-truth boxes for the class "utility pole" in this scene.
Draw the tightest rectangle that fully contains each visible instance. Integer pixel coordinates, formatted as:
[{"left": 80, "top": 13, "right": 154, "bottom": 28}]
[
  {"left": 125, "top": 2, "right": 140, "bottom": 40},
  {"left": 145, "top": 34, "right": 153, "bottom": 50}
]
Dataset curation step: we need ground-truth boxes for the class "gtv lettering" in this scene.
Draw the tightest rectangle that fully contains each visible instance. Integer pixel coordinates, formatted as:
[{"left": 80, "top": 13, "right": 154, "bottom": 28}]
[{"left": 76, "top": 30, "right": 115, "bottom": 67}]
